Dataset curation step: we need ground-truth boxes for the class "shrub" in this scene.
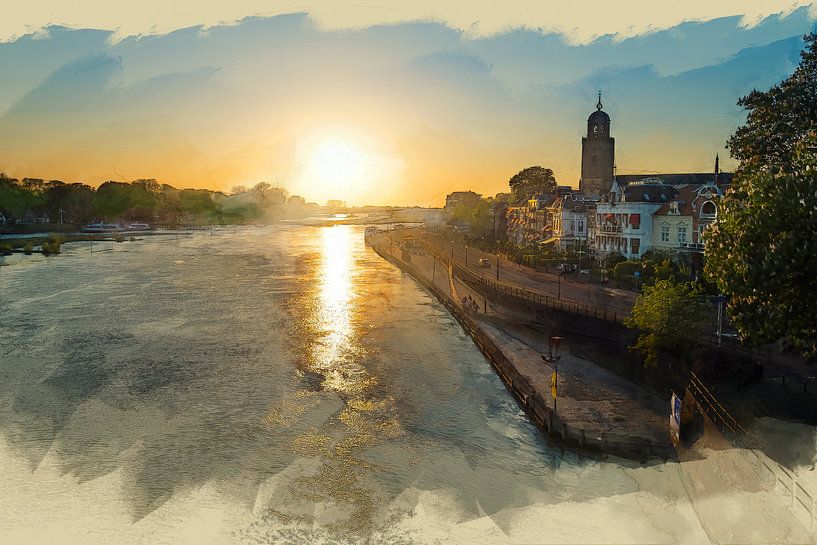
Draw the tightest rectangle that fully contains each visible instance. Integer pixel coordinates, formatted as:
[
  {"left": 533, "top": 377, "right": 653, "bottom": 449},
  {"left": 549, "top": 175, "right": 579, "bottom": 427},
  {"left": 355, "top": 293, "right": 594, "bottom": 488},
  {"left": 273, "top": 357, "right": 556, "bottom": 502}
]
[{"left": 23, "top": 243, "right": 33, "bottom": 255}]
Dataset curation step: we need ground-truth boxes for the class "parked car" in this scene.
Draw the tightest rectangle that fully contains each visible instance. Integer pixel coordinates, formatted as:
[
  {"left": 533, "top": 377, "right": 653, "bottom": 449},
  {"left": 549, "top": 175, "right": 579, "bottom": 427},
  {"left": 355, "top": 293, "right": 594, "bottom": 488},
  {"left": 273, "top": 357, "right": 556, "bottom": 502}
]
[
  {"left": 479, "top": 258, "right": 491, "bottom": 268},
  {"left": 579, "top": 269, "right": 591, "bottom": 275},
  {"left": 556, "top": 263, "right": 576, "bottom": 274}
]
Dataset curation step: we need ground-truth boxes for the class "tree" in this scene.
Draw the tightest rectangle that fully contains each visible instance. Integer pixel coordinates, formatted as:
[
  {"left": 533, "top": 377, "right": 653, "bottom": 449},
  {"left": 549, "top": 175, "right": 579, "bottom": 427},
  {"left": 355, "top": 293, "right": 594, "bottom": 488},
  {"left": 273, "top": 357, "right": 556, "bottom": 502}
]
[
  {"left": 727, "top": 33, "right": 817, "bottom": 169},
  {"left": 508, "top": 166, "right": 557, "bottom": 203},
  {"left": 705, "top": 138, "right": 817, "bottom": 361},
  {"left": 705, "top": 33, "right": 817, "bottom": 362},
  {"left": 625, "top": 279, "right": 711, "bottom": 367}
]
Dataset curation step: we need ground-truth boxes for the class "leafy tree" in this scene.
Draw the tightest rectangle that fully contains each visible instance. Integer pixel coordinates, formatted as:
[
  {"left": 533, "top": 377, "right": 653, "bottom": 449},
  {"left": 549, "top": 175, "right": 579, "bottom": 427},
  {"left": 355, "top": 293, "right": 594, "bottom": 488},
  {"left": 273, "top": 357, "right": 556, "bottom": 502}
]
[
  {"left": 705, "top": 138, "right": 817, "bottom": 361},
  {"left": 705, "top": 33, "right": 817, "bottom": 362},
  {"left": 470, "top": 200, "right": 492, "bottom": 236},
  {"left": 625, "top": 279, "right": 711, "bottom": 367},
  {"left": 508, "top": 166, "right": 556, "bottom": 203},
  {"left": 727, "top": 33, "right": 817, "bottom": 168}
]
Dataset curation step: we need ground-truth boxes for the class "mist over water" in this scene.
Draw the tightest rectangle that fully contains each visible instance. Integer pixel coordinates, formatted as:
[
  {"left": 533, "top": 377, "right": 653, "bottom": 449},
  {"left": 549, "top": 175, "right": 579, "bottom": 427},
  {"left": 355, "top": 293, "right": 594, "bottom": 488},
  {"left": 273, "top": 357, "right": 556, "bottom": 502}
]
[{"left": 0, "top": 225, "right": 709, "bottom": 544}]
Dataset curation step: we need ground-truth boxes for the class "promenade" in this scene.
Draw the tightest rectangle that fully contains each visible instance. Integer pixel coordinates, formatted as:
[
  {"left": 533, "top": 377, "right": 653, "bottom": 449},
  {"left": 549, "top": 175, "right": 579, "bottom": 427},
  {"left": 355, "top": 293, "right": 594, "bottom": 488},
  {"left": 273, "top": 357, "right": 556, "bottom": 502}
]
[
  {"left": 369, "top": 229, "right": 672, "bottom": 461},
  {"left": 369, "top": 228, "right": 817, "bottom": 542},
  {"left": 417, "top": 230, "right": 636, "bottom": 317}
]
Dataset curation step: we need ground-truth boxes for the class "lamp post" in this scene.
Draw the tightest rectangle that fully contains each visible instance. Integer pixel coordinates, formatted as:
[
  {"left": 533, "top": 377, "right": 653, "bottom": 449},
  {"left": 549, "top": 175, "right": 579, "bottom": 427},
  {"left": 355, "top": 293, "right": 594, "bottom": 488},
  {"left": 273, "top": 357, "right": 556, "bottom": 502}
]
[
  {"left": 465, "top": 245, "right": 469, "bottom": 267},
  {"left": 541, "top": 336, "right": 564, "bottom": 414},
  {"left": 451, "top": 240, "right": 455, "bottom": 263},
  {"left": 710, "top": 295, "right": 727, "bottom": 345},
  {"left": 557, "top": 269, "right": 562, "bottom": 300},
  {"left": 495, "top": 248, "right": 500, "bottom": 280}
]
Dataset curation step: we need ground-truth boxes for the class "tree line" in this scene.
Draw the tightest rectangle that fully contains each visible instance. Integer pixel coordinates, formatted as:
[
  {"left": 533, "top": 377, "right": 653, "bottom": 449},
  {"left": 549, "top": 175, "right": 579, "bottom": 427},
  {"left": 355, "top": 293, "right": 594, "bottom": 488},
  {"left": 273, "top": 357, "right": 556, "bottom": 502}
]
[{"left": 0, "top": 177, "right": 318, "bottom": 227}]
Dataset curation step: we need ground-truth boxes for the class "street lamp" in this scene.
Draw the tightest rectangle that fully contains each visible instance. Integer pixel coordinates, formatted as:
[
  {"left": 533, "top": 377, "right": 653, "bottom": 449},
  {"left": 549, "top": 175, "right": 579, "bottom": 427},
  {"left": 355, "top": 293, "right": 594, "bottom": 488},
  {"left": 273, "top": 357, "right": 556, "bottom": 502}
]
[
  {"left": 541, "top": 336, "right": 564, "bottom": 413},
  {"left": 451, "top": 240, "right": 455, "bottom": 262},
  {"left": 465, "top": 245, "right": 469, "bottom": 267}
]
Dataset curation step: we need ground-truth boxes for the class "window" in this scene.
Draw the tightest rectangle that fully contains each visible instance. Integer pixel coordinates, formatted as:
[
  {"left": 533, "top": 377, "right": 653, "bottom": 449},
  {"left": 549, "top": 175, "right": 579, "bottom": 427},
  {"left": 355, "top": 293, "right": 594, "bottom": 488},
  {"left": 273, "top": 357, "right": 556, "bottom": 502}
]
[
  {"left": 570, "top": 220, "right": 575, "bottom": 232},
  {"left": 631, "top": 238, "right": 640, "bottom": 255},
  {"left": 701, "top": 201, "right": 717, "bottom": 218},
  {"left": 661, "top": 224, "right": 670, "bottom": 242},
  {"left": 578, "top": 220, "right": 584, "bottom": 232},
  {"left": 678, "top": 225, "right": 687, "bottom": 243}
]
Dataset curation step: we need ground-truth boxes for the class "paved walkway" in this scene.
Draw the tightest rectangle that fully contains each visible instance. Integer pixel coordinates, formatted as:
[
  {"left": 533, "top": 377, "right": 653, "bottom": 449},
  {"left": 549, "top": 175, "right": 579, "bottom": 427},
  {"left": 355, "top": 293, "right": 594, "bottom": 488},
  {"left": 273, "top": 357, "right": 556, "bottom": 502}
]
[{"left": 372, "top": 231, "right": 670, "bottom": 449}]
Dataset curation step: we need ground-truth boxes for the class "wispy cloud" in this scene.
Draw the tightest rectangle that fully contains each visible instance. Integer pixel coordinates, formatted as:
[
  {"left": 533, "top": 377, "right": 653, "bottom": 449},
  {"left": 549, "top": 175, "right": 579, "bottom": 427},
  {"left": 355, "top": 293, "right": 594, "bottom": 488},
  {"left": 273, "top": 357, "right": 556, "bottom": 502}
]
[{"left": 0, "top": 8, "right": 813, "bottom": 204}]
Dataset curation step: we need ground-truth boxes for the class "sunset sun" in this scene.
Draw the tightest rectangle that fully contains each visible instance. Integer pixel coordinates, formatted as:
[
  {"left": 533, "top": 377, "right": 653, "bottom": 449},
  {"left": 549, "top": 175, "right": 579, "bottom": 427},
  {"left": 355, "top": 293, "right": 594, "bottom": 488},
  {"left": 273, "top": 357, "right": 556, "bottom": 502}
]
[{"left": 309, "top": 137, "right": 366, "bottom": 189}]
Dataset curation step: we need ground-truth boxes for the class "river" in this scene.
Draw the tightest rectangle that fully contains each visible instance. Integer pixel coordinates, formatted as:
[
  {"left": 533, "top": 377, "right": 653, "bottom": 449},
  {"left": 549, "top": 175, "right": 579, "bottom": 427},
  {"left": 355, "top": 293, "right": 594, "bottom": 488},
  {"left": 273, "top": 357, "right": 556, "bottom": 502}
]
[{"left": 0, "top": 225, "right": 722, "bottom": 544}]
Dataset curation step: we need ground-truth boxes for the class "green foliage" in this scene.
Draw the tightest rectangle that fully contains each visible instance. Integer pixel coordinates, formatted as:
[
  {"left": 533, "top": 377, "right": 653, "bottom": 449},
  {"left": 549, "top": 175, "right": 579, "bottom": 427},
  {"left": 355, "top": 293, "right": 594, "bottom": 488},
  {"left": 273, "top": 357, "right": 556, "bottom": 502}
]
[
  {"left": 705, "top": 138, "right": 817, "bottom": 361},
  {"left": 613, "top": 260, "right": 640, "bottom": 280},
  {"left": 604, "top": 252, "right": 626, "bottom": 270},
  {"left": 508, "top": 166, "right": 557, "bottom": 203},
  {"left": 23, "top": 243, "right": 32, "bottom": 255},
  {"left": 625, "top": 279, "right": 711, "bottom": 367},
  {"left": 727, "top": 33, "right": 817, "bottom": 168},
  {"left": 706, "top": 33, "right": 817, "bottom": 362},
  {"left": 0, "top": 243, "right": 12, "bottom": 255}
]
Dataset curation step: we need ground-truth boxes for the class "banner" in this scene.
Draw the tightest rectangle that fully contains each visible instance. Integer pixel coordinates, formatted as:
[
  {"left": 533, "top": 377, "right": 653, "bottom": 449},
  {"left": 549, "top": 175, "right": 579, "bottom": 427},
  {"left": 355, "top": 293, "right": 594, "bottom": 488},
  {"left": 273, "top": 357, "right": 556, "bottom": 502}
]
[
  {"left": 551, "top": 371, "right": 557, "bottom": 399},
  {"left": 669, "top": 392, "right": 681, "bottom": 443}
]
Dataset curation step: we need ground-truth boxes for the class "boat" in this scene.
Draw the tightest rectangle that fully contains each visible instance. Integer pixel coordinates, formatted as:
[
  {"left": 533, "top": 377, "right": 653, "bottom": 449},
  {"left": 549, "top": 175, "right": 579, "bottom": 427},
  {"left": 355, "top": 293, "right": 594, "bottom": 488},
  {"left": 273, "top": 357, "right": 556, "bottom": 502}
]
[
  {"left": 127, "top": 222, "right": 151, "bottom": 231},
  {"left": 81, "top": 222, "right": 124, "bottom": 233}
]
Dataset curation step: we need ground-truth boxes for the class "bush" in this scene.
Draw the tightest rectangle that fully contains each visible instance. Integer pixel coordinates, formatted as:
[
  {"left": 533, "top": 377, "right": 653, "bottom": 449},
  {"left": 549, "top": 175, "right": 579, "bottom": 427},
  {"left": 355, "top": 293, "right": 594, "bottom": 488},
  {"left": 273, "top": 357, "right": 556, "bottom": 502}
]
[
  {"left": 0, "top": 243, "right": 12, "bottom": 256},
  {"left": 42, "top": 241, "right": 62, "bottom": 256},
  {"left": 113, "top": 233, "right": 125, "bottom": 243},
  {"left": 23, "top": 243, "right": 33, "bottom": 255},
  {"left": 613, "top": 260, "right": 640, "bottom": 280}
]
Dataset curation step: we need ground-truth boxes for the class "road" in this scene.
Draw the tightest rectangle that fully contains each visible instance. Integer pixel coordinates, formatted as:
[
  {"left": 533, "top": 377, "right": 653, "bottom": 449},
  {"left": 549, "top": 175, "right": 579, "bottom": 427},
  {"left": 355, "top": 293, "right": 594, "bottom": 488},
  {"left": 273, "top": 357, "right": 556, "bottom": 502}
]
[{"left": 408, "top": 230, "right": 636, "bottom": 316}]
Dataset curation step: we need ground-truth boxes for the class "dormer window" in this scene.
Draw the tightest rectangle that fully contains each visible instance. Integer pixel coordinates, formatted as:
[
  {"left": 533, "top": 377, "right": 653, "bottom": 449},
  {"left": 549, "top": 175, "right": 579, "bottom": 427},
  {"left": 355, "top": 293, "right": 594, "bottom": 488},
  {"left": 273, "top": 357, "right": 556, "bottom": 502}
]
[
  {"left": 701, "top": 201, "right": 717, "bottom": 218},
  {"left": 669, "top": 202, "right": 679, "bottom": 215}
]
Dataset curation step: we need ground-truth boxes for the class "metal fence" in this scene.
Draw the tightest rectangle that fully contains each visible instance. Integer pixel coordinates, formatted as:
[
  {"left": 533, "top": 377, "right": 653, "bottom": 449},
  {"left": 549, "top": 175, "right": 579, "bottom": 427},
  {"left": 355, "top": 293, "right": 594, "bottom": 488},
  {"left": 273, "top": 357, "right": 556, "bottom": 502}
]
[
  {"left": 688, "top": 371, "right": 817, "bottom": 530},
  {"left": 369, "top": 235, "right": 673, "bottom": 462},
  {"left": 451, "top": 261, "right": 630, "bottom": 324}
]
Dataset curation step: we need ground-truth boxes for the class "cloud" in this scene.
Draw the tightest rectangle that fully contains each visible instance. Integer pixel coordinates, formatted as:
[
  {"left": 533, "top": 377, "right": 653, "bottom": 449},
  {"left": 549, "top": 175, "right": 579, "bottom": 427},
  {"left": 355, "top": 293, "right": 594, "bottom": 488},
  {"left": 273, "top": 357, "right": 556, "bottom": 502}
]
[{"left": 0, "top": 9, "right": 814, "bottom": 204}]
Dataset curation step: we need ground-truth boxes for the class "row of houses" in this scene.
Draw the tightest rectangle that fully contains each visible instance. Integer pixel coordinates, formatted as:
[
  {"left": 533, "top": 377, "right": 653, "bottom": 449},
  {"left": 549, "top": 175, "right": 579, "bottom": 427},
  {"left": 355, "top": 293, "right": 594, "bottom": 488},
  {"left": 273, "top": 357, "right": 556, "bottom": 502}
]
[{"left": 505, "top": 173, "right": 727, "bottom": 260}]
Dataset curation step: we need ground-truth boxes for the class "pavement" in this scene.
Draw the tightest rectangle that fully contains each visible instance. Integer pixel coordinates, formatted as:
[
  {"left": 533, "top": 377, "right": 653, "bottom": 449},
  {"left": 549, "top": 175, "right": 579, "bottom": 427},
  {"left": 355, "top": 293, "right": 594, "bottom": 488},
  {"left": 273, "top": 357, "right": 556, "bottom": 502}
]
[
  {"left": 416, "top": 230, "right": 636, "bottom": 316},
  {"left": 371, "top": 230, "right": 670, "bottom": 447}
]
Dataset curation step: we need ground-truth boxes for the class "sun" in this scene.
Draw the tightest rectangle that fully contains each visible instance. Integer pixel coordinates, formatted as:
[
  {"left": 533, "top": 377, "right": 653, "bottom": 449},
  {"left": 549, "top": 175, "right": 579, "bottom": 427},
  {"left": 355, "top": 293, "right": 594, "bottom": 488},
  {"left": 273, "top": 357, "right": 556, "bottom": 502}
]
[
  {"left": 308, "top": 137, "right": 366, "bottom": 190},
  {"left": 293, "top": 126, "right": 404, "bottom": 204}
]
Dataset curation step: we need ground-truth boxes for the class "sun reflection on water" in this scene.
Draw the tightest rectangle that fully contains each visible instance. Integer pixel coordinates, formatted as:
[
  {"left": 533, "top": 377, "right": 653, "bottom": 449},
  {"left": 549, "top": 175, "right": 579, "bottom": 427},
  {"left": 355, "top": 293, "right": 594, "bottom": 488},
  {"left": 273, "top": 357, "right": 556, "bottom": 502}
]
[{"left": 313, "top": 225, "right": 362, "bottom": 394}]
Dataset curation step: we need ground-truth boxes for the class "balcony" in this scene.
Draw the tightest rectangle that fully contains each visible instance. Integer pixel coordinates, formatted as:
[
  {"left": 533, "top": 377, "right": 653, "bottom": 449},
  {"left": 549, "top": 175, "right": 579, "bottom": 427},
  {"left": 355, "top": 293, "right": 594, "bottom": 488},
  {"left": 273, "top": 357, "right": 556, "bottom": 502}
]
[
  {"left": 598, "top": 224, "right": 622, "bottom": 234},
  {"left": 679, "top": 241, "right": 705, "bottom": 252}
]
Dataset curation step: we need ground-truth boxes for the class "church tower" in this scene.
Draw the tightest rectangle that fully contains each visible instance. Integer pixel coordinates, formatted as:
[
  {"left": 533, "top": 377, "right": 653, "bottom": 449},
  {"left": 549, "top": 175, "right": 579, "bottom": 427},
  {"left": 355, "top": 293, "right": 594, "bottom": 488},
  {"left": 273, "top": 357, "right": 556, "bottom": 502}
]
[{"left": 579, "top": 92, "right": 615, "bottom": 198}]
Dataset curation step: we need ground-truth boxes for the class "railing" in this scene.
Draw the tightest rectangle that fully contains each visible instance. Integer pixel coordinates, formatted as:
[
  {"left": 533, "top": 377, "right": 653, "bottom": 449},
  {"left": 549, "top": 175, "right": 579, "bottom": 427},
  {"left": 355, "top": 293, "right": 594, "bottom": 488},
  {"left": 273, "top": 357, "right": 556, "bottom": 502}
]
[
  {"left": 452, "top": 261, "right": 629, "bottom": 325},
  {"left": 688, "top": 372, "right": 817, "bottom": 530}
]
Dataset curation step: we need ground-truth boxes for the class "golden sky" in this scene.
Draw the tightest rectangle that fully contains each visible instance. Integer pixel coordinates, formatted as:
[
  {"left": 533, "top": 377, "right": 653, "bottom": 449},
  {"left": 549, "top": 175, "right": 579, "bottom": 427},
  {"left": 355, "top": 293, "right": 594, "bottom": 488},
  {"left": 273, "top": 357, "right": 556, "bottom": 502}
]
[{"left": 0, "top": 2, "right": 814, "bottom": 205}]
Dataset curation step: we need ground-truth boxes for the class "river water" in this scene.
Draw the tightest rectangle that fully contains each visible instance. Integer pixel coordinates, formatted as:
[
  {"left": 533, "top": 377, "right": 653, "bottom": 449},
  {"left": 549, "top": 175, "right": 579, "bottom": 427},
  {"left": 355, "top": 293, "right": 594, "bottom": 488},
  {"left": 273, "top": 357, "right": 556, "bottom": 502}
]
[{"left": 0, "top": 225, "right": 717, "bottom": 544}]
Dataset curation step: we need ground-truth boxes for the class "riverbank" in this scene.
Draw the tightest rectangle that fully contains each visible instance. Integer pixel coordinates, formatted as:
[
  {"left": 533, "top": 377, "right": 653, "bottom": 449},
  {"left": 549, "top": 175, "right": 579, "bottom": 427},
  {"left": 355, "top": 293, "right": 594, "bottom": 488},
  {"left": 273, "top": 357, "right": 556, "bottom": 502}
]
[{"left": 368, "top": 230, "right": 674, "bottom": 462}]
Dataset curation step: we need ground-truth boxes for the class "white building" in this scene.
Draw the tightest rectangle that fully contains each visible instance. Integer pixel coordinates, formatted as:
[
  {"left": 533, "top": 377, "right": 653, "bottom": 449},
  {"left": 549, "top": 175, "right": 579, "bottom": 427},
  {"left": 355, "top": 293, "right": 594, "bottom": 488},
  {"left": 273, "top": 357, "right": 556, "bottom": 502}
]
[{"left": 594, "top": 179, "right": 677, "bottom": 259}]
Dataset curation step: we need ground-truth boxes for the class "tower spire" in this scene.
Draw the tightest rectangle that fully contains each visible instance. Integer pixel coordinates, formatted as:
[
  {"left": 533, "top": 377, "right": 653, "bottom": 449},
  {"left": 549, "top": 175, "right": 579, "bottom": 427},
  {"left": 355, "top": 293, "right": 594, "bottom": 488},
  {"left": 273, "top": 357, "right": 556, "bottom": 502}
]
[{"left": 597, "top": 90, "right": 603, "bottom": 111}]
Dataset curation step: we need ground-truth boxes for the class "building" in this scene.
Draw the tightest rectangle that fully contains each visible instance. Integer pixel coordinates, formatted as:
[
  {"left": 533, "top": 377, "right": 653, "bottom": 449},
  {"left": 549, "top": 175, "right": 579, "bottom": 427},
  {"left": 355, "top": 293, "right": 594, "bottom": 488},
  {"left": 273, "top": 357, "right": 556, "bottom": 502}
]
[
  {"left": 543, "top": 194, "right": 593, "bottom": 250},
  {"left": 579, "top": 93, "right": 615, "bottom": 198},
  {"left": 505, "top": 192, "right": 560, "bottom": 246},
  {"left": 652, "top": 181, "right": 724, "bottom": 253},
  {"left": 595, "top": 179, "right": 678, "bottom": 259}
]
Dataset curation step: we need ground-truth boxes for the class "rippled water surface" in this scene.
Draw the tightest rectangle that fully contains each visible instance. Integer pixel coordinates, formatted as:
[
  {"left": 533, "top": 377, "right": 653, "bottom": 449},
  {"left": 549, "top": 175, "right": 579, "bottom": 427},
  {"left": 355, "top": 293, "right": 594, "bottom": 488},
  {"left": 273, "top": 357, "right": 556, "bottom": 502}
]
[{"left": 0, "top": 226, "right": 711, "bottom": 544}]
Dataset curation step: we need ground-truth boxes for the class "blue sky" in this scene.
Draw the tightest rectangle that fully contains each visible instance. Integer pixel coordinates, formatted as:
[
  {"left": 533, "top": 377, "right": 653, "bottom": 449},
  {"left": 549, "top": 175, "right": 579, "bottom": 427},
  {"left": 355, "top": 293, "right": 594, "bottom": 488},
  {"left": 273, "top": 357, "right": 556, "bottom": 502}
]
[{"left": 0, "top": 5, "right": 814, "bottom": 205}]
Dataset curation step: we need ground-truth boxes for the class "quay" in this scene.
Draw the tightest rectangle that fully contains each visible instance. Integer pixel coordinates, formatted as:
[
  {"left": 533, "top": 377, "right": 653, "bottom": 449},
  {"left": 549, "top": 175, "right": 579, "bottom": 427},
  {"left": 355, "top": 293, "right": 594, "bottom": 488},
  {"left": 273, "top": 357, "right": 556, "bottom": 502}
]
[{"left": 367, "top": 228, "right": 674, "bottom": 462}]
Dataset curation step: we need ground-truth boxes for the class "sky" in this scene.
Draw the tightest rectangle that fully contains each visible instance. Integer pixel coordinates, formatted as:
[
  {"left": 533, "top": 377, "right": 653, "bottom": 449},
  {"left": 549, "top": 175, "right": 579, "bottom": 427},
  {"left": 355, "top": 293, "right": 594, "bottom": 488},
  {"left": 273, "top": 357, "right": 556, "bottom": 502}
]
[{"left": 0, "top": 1, "right": 815, "bottom": 205}]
